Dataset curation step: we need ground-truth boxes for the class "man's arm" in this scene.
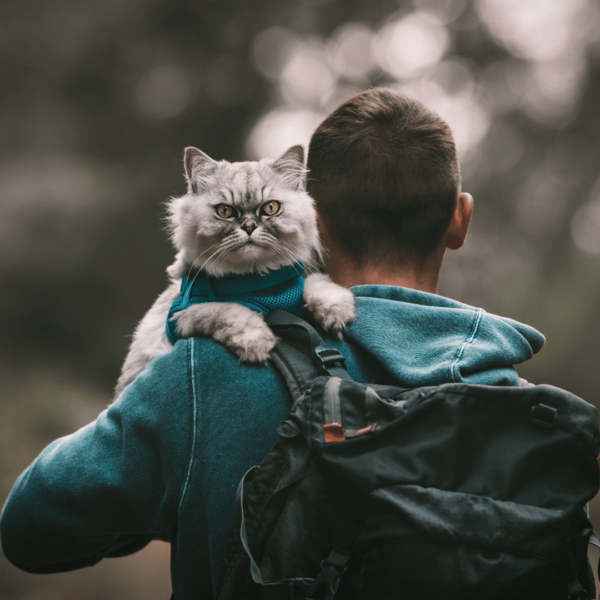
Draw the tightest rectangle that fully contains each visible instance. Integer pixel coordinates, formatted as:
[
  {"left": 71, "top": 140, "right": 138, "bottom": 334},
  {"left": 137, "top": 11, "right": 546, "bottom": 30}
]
[{"left": 0, "top": 340, "right": 193, "bottom": 573}]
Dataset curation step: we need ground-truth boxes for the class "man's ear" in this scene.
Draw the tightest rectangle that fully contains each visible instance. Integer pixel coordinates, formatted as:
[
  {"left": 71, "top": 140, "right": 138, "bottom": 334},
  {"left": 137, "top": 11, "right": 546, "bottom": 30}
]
[
  {"left": 184, "top": 147, "right": 218, "bottom": 194},
  {"left": 272, "top": 145, "right": 306, "bottom": 189},
  {"left": 445, "top": 193, "right": 474, "bottom": 250}
]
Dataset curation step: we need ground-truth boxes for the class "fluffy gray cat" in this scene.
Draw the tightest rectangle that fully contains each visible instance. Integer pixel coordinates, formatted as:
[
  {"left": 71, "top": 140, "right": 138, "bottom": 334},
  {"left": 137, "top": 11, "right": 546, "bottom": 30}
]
[{"left": 114, "top": 145, "right": 355, "bottom": 398}]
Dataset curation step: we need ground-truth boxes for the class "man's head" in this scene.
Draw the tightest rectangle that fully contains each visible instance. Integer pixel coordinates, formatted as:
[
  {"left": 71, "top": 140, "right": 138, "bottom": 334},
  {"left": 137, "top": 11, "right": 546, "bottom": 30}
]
[{"left": 307, "top": 88, "right": 471, "bottom": 288}]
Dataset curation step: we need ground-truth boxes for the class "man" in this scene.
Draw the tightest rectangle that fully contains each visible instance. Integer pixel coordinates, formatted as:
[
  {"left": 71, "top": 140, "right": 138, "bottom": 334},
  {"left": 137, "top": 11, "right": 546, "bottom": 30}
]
[{"left": 0, "top": 89, "right": 544, "bottom": 598}]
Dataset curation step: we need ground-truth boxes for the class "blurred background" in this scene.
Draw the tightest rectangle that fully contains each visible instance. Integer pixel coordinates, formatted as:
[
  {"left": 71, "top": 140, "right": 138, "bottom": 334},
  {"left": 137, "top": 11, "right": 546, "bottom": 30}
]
[{"left": 1, "top": 0, "right": 599, "bottom": 597}]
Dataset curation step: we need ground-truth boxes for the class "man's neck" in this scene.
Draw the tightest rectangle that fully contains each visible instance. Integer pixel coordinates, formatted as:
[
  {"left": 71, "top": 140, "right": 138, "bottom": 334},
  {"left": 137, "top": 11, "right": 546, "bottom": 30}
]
[
  {"left": 324, "top": 248, "right": 444, "bottom": 294},
  {"left": 327, "top": 265, "right": 439, "bottom": 294}
]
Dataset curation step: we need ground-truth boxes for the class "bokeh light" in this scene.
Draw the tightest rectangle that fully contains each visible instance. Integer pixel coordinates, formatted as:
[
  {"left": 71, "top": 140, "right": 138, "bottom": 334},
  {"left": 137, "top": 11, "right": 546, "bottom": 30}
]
[
  {"left": 328, "top": 23, "right": 377, "bottom": 82},
  {"left": 396, "top": 60, "right": 489, "bottom": 156},
  {"left": 251, "top": 26, "right": 302, "bottom": 79},
  {"left": 246, "top": 108, "right": 323, "bottom": 159},
  {"left": 571, "top": 203, "right": 600, "bottom": 255},
  {"left": 476, "top": 0, "right": 593, "bottom": 62},
  {"left": 249, "top": 9, "right": 495, "bottom": 162},
  {"left": 476, "top": 0, "right": 599, "bottom": 126},
  {"left": 135, "top": 64, "right": 191, "bottom": 119},
  {"left": 373, "top": 12, "right": 449, "bottom": 80},
  {"left": 432, "top": 58, "right": 476, "bottom": 97},
  {"left": 521, "top": 58, "right": 586, "bottom": 125},
  {"left": 279, "top": 40, "right": 336, "bottom": 105},
  {"left": 412, "top": 0, "right": 468, "bottom": 24},
  {"left": 571, "top": 178, "right": 600, "bottom": 255},
  {"left": 432, "top": 95, "right": 489, "bottom": 156}
]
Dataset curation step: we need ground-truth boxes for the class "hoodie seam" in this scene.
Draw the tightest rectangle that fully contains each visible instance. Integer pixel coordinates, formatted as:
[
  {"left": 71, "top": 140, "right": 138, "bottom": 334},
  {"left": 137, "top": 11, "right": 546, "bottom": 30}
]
[
  {"left": 179, "top": 338, "right": 198, "bottom": 515},
  {"left": 450, "top": 308, "right": 484, "bottom": 383}
]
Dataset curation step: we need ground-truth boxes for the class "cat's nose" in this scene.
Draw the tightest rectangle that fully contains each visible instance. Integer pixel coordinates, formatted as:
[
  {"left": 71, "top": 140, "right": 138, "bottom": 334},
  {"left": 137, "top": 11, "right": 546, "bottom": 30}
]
[{"left": 243, "top": 224, "right": 257, "bottom": 235}]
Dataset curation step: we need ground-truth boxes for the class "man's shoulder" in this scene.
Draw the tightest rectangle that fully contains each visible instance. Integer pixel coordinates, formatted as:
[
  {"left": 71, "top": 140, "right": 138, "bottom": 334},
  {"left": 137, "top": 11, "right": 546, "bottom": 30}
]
[
  {"left": 113, "top": 338, "right": 193, "bottom": 420},
  {"left": 123, "top": 335, "right": 295, "bottom": 412},
  {"left": 166, "top": 336, "right": 294, "bottom": 416}
]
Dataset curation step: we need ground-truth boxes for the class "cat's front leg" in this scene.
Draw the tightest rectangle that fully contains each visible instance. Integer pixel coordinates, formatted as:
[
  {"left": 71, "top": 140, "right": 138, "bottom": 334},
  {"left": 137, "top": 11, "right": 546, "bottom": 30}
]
[
  {"left": 303, "top": 273, "right": 356, "bottom": 339},
  {"left": 174, "top": 303, "right": 277, "bottom": 364}
]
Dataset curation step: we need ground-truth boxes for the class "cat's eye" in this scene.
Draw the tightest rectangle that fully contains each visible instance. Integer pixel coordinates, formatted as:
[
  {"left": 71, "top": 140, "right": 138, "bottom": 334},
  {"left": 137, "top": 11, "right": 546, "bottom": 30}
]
[
  {"left": 216, "top": 204, "right": 235, "bottom": 218},
  {"left": 261, "top": 201, "right": 280, "bottom": 216}
]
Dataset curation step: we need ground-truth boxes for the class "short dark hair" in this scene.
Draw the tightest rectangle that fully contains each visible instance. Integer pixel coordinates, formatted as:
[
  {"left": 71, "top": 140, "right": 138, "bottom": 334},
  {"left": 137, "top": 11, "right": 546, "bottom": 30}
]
[{"left": 307, "top": 88, "right": 461, "bottom": 265}]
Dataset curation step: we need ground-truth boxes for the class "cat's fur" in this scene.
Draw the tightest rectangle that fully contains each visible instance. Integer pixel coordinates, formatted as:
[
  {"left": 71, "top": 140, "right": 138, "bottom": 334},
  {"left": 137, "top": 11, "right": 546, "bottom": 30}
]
[{"left": 114, "top": 145, "right": 355, "bottom": 398}]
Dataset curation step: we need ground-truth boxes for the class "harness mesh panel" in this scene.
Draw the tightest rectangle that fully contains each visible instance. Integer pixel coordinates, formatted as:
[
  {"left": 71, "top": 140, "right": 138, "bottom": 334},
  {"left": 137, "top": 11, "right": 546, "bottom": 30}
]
[{"left": 167, "top": 276, "right": 305, "bottom": 343}]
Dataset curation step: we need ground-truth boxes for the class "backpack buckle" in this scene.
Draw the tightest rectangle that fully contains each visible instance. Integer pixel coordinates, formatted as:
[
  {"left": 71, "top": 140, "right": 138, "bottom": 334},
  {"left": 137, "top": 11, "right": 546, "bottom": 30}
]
[
  {"left": 305, "top": 553, "right": 349, "bottom": 600},
  {"left": 313, "top": 345, "right": 347, "bottom": 374}
]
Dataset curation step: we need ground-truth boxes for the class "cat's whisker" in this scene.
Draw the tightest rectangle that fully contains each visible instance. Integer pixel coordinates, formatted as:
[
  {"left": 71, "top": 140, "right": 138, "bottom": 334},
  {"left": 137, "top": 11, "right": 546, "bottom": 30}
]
[
  {"left": 258, "top": 232, "right": 298, "bottom": 252},
  {"left": 186, "top": 257, "right": 201, "bottom": 279},
  {"left": 270, "top": 248, "right": 292, "bottom": 268},
  {"left": 266, "top": 239, "right": 298, "bottom": 261},
  {"left": 197, "top": 242, "right": 224, "bottom": 258},
  {"left": 201, "top": 238, "right": 244, "bottom": 272},
  {"left": 205, "top": 244, "right": 242, "bottom": 273},
  {"left": 186, "top": 244, "right": 220, "bottom": 278},
  {"left": 185, "top": 240, "right": 233, "bottom": 281},
  {"left": 259, "top": 238, "right": 289, "bottom": 261},
  {"left": 185, "top": 238, "right": 243, "bottom": 282},
  {"left": 261, "top": 240, "right": 303, "bottom": 270},
  {"left": 186, "top": 246, "right": 230, "bottom": 289},
  {"left": 193, "top": 237, "right": 243, "bottom": 274},
  {"left": 259, "top": 233, "right": 294, "bottom": 255},
  {"left": 257, "top": 244, "right": 286, "bottom": 269},
  {"left": 199, "top": 246, "right": 232, "bottom": 272},
  {"left": 278, "top": 240, "right": 318, "bottom": 267},
  {"left": 275, "top": 242, "right": 318, "bottom": 272}
]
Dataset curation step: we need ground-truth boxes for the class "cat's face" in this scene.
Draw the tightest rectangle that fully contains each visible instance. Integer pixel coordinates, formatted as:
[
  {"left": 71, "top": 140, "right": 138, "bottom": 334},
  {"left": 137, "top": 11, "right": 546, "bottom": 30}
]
[{"left": 167, "top": 145, "right": 321, "bottom": 277}]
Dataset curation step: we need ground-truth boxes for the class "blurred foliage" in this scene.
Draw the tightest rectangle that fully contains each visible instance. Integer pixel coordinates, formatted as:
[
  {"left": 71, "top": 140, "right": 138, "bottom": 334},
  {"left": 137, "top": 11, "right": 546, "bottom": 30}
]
[{"left": 1, "top": 0, "right": 600, "bottom": 597}]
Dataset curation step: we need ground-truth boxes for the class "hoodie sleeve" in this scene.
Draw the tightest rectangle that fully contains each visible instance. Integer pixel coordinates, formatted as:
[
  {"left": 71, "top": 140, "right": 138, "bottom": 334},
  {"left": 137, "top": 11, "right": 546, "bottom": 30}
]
[
  {"left": 0, "top": 340, "right": 193, "bottom": 574},
  {"left": 454, "top": 310, "right": 546, "bottom": 386}
]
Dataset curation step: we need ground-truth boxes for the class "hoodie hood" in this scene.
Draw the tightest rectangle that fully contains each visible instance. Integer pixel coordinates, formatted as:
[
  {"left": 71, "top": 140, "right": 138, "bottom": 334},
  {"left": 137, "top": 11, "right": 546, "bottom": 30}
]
[{"left": 341, "top": 285, "right": 545, "bottom": 388}]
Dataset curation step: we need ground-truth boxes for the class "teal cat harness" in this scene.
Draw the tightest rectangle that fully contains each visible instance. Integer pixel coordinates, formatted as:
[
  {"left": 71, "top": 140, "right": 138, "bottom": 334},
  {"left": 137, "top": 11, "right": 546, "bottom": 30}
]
[{"left": 166, "top": 262, "right": 305, "bottom": 344}]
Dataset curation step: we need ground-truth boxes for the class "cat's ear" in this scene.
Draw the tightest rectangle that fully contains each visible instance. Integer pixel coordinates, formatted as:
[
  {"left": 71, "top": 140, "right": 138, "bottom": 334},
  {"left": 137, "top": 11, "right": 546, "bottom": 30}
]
[
  {"left": 272, "top": 145, "right": 306, "bottom": 190},
  {"left": 184, "top": 147, "right": 218, "bottom": 194}
]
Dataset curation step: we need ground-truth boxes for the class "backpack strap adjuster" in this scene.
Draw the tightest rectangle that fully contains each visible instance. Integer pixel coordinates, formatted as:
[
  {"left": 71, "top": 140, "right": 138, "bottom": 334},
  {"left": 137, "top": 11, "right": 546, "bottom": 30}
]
[{"left": 313, "top": 345, "right": 347, "bottom": 375}]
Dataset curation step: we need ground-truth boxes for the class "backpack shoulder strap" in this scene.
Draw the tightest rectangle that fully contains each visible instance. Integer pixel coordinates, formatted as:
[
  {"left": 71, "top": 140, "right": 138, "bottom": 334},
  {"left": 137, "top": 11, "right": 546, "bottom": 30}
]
[
  {"left": 270, "top": 342, "right": 318, "bottom": 403},
  {"left": 266, "top": 310, "right": 352, "bottom": 403}
]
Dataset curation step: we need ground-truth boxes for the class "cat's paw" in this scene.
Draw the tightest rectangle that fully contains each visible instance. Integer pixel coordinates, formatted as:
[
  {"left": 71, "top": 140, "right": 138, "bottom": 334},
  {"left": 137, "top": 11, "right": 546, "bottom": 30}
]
[
  {"left": 303, "top": 273, "right": 356, "bottom": 339},
  {"left": 226, "top": 321, "right": 278, "bottom": 364},
  {"left": 174, "top": 302, "right": 277, "bottom": 364}
]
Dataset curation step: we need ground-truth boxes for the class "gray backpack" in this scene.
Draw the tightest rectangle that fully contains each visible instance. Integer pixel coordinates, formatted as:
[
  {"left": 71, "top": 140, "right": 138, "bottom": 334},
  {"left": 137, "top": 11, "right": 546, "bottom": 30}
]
[{"left": 218, "top": 310, "right": 600, "bottom": 600}]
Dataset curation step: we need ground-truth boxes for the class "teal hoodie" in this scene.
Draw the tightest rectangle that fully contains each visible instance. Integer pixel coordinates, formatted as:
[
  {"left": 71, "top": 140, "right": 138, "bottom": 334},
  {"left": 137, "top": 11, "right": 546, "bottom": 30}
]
[{"left": 0, "top": 285, "right": 544, "bottom": 599}]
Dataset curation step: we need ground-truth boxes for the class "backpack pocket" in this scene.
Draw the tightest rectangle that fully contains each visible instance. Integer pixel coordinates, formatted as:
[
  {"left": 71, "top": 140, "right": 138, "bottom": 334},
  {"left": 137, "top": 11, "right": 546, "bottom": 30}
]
[
  {"left": 348, "top": 484, "right": 574, "bottom": 600},
  {"left": 340, "top": 542, "right": 571, "bottom": 600}
]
